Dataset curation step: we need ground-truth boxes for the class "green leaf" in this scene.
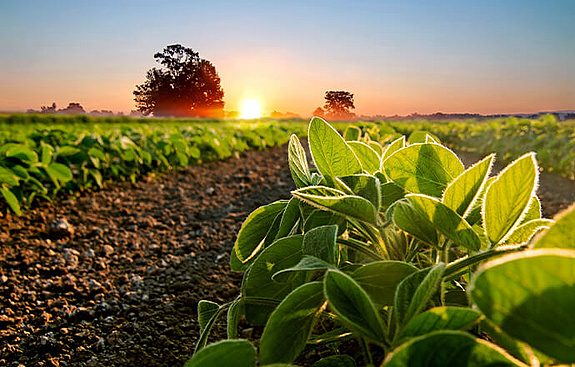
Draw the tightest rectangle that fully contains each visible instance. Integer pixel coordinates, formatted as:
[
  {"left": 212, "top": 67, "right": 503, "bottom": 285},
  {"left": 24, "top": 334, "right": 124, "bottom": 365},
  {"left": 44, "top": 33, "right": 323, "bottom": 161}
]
[
  {"left": 259, "top": 282, "right": 325, "bottom": 365},
  {"left": 41, "top": 145, "right": 54, "bottom": 165},
  {"left": 503, "top": 219, "right": 553, "bottom": 245},
  {"left": 479, "top": 318, "right": 534, "bottom": 365},
  {"left": 1, "top": 188, "right": 22, "bottom": 215},
  {"left": 521, "top": 196, "right": 541, "bottom": 224},
  {"left": 348, "top": 141, "right": 381, "bottom": 174},
  {"left": 6, "top": 145, "right": 38, "bottom": 162},
  {"left": 407, "top": 131, "right": 439, "bottom": 145},
  {"left": 308, "top": 117, "right": 362, "bottom": 180},
  {"left": 0, "top": 166, "right": 19, "bottom": 186},
  {"left": 394, "top": 264, "right": 445, "bottom": 329},
  {"left": 442, "top": 154, "right": 494, "bottom": 217},
  {"left": 336, "top": 174, "right": 381, "bottom": 210},
  {"left": 185, "top": 340, "right": 256, "bottom": 367},
  {"left": 242, "top": 235, "right": 306, "bottom": 324},
  {"left": 46, "top": 163, "right": 73, "bottom": 183},
  {"left": 483, "top": 153, "right": 538, "bottom": 245},
  {"left": 406, "top": 194, "right": 481, "bottom": 251},
  {"left": 275, "top": 198, "right": 301, "bottom": 240},
  {"left": 303, "top": 209, "right": 347, "bottom": 236},
  {"left": 368, "top": 141, "right": 383, "bottom": 157},
  {"left": 198, "top": 300, "right": 220, "bottom": 334},
  {"left": 343, "top": 125, "right": 361, "bottom": 141},
  {"left": 272, "top": 256, "right": 333, "bottom": 282},
  {"left": 391, "top": 200, "right": 438, "bottom": 245},
  {"left": 383, "top": 331, "right": 526, "bottom": 367},
  {"left": 351, "top": 261, "right": 418, "bottom": 308},
  {"left": 293, "top": 186, "right": 378, "bottom": 225},
  {"left": 288, "top": 134, "right": 312, "bottom": 188},
  {"left": 380, "top": 182, "right": 406, "bottom": 211},
  {"left": 533, "top": 204, "right": 575, "bottom": 249},
  {"left": 396, "top": 307, "right": 482, "bottom": 342},
  {"left": 227, "top": 299, "right": 242, "bottom": 339},
  {"left": 311, "top": 355, "right": 357, "bottom": 367},
  {"left": 469, "top": 249, "right": 575, "bottom": 363},
  {"left": 384, "top": 143, "right": 464, "bottom": 198},
  {"left": 233, "top": 200, "right": 288, "bottom": 266},
  {"left": 57, "top": 146, "right": 81, "bottom": 156},
  {"left": 303, "top": 225, "right": 338, "bottom": 265},
  {"left": 9, "top": 165, "right": 28, "bottom": 179},
  {"left": 381, "top": 136, "right": 405, "bottom": 167},
  {"left": 324, "top": 270, "right": 386, "bottom": 343},
  {"left": 195, "top": 301, "right": 223, "bottom": 352}
]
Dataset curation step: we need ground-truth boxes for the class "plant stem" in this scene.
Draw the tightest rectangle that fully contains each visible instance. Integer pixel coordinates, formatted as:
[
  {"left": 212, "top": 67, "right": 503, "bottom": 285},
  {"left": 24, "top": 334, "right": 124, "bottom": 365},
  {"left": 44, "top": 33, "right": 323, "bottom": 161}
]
[
  {"left": 360, "top": 338, "right": 374, "bottom": 366},
  {"left": 443, "top": 244, "right": 525, "bottom": 281},
  {"left": 337, "top": 238, "right": 384, "bottom": 261}
]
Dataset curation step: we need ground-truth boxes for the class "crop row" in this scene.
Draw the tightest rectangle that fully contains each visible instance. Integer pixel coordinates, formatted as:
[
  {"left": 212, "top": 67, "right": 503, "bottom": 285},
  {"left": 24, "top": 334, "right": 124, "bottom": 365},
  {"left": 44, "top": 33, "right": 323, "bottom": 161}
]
[
  {"left": 363, "top": 115, "right": 575, "bottom": 180},
  {"left": 0, "top": 117, "right": 307, "bottom": 215},
  {"left": 189, "top": 117, "right": 574, "bottom": 366}
]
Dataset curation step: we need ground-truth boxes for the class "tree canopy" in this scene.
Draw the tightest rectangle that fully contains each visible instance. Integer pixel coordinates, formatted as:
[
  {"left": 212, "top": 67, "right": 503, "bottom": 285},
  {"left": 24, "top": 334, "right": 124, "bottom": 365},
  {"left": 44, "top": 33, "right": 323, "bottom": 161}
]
[
  {"left": 134, "top": 44, "right": 225, "bottom": 117},
  {"left": 323, "top": 90, "right": 355, "bottom": 120}
]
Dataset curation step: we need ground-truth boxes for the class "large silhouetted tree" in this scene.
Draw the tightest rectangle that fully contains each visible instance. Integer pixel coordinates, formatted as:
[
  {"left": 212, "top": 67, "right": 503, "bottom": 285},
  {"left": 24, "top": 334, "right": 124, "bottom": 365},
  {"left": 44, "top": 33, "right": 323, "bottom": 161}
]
[
  {"left": 134, "top": 44, "right": 225, "bottom": 117},
  {"left": 324, "top": 90, "right": 355, "bottom": 120}
]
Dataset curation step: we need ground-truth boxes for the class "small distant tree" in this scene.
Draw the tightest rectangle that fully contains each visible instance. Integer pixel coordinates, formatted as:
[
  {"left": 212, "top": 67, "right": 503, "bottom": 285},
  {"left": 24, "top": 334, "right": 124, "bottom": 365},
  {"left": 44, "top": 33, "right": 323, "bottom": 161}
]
[
  {"left": 324, "top": 90, "right": 355, "bottom": 120},
  {"left": 59, "top": 102, "right": 86, "bottom": 115},
  {"left": 134, "top": 44, "right": 225, "bottom": 117},
  {"left": 41, "top": 102, "right": 57, "bottom": 114}
]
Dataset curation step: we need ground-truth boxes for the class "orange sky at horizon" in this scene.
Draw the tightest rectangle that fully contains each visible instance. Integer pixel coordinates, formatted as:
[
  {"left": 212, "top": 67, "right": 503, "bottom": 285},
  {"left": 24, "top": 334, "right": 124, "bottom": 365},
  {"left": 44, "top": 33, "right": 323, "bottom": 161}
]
[{"left": 1, "top": 1, "right": 573, "bottom": 117}]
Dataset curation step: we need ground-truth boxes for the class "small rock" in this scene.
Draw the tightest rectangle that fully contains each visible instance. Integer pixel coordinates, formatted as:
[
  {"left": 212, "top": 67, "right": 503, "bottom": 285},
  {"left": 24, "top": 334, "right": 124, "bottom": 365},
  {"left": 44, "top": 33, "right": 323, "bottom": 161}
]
[
  {"left": 205, "top": 187, "right": 215, "bottom": 195},
  {"left": 102, "top": 245, "right": 114, "bottom": 257},
  {"left": 49, "top": 218, "right": 75, "bottom": 237},
  {"left": 88, "top": 279, "right": 104, "bottom": 293},
  {"left": 84, "top": 248, "right": 95, "bottom": 258}
]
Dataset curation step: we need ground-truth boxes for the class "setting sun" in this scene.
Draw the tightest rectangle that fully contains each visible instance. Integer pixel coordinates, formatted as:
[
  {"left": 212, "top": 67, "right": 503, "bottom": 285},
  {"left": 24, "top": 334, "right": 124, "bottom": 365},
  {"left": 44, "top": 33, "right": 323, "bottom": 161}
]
[{"left": 240, "top": 99, "right": 262, "bottom": 119}]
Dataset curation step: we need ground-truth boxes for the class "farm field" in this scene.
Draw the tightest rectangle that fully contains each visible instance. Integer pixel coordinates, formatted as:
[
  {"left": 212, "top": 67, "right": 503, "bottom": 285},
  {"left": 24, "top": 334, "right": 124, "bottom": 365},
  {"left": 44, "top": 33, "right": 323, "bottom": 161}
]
[{"left": 1, "top": 115, "right": 575, "bottom": 366}]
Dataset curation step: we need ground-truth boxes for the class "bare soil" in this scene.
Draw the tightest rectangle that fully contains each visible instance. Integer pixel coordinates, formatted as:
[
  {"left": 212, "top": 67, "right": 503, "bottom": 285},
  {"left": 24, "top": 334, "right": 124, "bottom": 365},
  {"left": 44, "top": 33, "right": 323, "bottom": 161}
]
[{"left": 1, "top": 145, "right": 574, "bottom": 367}]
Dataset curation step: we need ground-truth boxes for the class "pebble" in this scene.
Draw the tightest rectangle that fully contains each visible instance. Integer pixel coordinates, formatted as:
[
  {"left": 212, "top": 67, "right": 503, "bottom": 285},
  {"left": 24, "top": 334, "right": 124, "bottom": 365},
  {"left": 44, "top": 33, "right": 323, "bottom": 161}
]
[{"left": 103, "top": 245, "right": 115, "bottom": 257}]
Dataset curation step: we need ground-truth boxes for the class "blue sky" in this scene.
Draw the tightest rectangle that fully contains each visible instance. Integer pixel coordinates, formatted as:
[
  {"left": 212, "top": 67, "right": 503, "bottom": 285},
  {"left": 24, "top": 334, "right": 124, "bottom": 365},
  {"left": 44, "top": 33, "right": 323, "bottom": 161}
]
[{"left": 1, "top": 0, "right": 573, "bottom": 116}]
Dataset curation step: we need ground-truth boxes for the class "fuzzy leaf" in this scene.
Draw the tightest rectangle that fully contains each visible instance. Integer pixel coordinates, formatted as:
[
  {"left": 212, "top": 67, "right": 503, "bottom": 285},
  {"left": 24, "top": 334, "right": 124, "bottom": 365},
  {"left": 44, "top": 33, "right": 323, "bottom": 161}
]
[
  {"left": 324, "top": 270, "right": 386, "bottom": 343},
  {"left": 391, "top": 200, "right": 438, "bottom": 245},
  {"left": 288, "top": 134, "right": 312, "bottom": 188},
  {"left": 242, "top": 236, "right": 305, "bottom": 324},
  {"left": 407, "top": 194, "right": 481, "bottom": 251},
  {"left": 384, "top": 143, "right": 464, "bottom": 198},
  {"left": 185, "top": 340, "right": 256, "bottom": 367},
  {"left": 397, "top": 306, "right": 482, "bottom": 342},
  {"left": 384, "top": 331, "right": 526, "bottom": 367},
  {"left": 293, "top": 186, "right": 378, "bottom": 225},
  {"left": 348, "top": 141, "right": 381, "bottom": 174},
  {"left": 533, "top": 204, "right": 575, "bottom": 249},
  {"left": 233, "top": 200, "right": 288, "bottom": 266},
  {"left": 381, "top": 136, "right": 405, "bottom": 167},
  {"left": 259, "top": 282, "right": 325, "bottom": 365},
  {"left": 394, "top": 263, "right": 445, "bottom": 329},
  {"left": 442, "top": 154, "right": 493, "bottom": 217},
  {"left": 308, "top": 117, "right": 362, "bottom": 179},
  {"left": 351, "top": 261, "right": 418, "bottom": 307},
  {"left": 483, "top": 153, "right": 538, "bottom": 245},
  {"left": 469, "top": 249, "right": 575, "bottom": 363}
]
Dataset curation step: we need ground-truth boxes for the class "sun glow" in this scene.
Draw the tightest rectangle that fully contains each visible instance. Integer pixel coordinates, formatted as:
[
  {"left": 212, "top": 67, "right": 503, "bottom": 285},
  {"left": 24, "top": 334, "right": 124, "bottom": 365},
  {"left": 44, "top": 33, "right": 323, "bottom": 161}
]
[{"left": 240, "top": 99, "right": 262, "bottom": 119}]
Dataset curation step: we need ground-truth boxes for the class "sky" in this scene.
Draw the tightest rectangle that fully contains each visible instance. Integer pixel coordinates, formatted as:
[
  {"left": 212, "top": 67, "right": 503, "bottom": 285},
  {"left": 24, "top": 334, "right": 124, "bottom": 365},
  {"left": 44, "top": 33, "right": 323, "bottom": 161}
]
[{"left": 0, "top": 0, "right": 574, "bottom": 117}]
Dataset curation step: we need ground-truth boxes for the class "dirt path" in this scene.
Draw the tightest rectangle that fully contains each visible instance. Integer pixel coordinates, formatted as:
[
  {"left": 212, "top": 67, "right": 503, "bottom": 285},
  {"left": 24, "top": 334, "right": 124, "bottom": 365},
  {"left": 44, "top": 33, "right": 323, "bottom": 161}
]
[{"left": 1, "top": 145, "right": 573, "bottom": 367}]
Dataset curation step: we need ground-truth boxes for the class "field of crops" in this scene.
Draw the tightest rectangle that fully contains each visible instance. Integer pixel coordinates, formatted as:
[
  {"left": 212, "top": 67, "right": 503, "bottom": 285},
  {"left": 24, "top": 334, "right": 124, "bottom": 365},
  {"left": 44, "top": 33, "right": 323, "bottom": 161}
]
[
  {"left": 366, "top": 115, "right": 575, "bottom": 180},
  {"left": 2, "top": 113, "right": 575, "bottom": 216},
  {"left": 0, "top": 114, "right": 307, "bottom": 215}
]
